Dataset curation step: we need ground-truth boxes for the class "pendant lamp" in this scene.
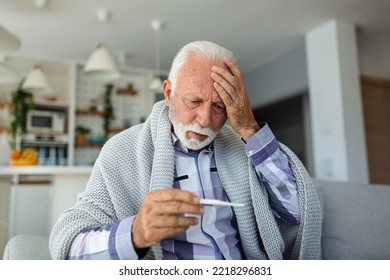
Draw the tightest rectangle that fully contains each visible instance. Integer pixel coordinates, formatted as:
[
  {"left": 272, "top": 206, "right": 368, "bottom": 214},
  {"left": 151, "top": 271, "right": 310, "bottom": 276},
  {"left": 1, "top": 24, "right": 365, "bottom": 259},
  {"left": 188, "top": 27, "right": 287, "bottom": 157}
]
[
  {"left": 149, "top": 20, "right": 163, "bottom": 92},
  {"left": 149, "top": 76, "right": 163, "bottom": 92},
  {"left": 22, "top": 64, "right": 52, "bottom": 94},
  {"left": 84, "top": 9, "right": 120, "bottom": 81},
  {"left": 84, "top": 42, "right": 120, "bottom": 80}
]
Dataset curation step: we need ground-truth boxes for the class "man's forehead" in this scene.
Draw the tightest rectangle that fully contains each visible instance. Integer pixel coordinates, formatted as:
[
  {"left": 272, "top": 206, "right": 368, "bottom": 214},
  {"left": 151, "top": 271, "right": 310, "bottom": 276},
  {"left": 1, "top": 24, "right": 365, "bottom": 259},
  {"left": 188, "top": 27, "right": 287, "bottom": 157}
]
[
  {"left": 177, "top": 56, "right": 225, "bottom": 83},
  {"left": 182, "top": 90, "right": 224, "bottom": 103},
  {"left": 173, "top": 54, "right": 226, "bottom": 103}
]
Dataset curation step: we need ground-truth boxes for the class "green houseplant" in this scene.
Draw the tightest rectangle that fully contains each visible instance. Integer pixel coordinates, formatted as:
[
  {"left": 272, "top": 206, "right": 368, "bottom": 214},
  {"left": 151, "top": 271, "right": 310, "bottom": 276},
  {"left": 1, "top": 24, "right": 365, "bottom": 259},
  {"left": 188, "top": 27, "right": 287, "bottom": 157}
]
[
  {"left": 103, "top": 83, "right": 115, "bottom": 140},
  {"left": 75, "top": 125, "right": 90, "bottom": 146},
  {"left": 10, "top": 80, "right": 34, "bottom": 151}
]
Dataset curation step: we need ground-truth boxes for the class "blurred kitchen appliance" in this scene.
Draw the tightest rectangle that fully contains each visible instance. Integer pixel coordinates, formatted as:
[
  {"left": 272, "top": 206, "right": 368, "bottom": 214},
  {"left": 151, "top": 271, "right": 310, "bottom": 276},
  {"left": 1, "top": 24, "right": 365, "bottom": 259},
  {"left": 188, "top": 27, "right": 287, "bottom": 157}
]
[
  {"left": 26, "top": 104, "right": 67, "bottom": 134},
  {"left": 23, "top": 103, "right": 69, "bottom": 165}
]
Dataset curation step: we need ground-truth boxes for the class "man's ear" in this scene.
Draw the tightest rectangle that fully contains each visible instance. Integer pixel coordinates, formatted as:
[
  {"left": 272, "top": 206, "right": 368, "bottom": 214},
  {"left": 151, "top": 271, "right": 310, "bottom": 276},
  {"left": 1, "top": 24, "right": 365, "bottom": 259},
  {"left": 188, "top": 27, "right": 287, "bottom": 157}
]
[{"left": 162, "top": 80, "right": 172, "bottom": 107}]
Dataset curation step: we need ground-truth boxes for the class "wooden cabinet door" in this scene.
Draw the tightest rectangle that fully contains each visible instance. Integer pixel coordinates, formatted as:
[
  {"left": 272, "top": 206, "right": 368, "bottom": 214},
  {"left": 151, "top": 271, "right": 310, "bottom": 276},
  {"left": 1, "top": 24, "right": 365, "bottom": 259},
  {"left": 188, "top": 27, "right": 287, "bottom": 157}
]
[{"left": 361, "top": 76, "right": 390, "bottom": 184}]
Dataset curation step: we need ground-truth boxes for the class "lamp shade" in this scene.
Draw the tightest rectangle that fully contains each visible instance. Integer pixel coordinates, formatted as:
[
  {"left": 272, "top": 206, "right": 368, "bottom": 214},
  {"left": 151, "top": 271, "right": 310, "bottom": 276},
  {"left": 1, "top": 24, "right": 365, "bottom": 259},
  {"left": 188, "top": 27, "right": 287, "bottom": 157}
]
[
  {"left": 0, "top": 24, "right": 21, "bottom": 52},
  {"left": 22, "top": 64, "right": 52, "bottom": 94},
  {"left": 84, "top": 43, "right": 120, "bottom": 81},
  {"left": 149, "top": 76, "right": 163, "bottom": 92}
]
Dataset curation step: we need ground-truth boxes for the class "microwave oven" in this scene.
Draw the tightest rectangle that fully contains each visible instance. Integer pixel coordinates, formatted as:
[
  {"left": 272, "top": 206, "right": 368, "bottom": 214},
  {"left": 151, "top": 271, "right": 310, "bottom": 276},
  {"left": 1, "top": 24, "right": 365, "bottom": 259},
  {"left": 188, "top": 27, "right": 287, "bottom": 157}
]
[{"left": 26, "top": 109, "right": 67, "bottom": 134}]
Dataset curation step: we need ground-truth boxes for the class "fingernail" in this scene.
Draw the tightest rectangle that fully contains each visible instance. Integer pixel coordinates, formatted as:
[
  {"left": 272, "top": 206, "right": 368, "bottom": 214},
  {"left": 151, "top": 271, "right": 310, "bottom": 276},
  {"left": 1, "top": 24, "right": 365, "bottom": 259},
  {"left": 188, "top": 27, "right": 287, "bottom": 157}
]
[{"left": 212, "top": 66, "right": 218, "bottom": 71}]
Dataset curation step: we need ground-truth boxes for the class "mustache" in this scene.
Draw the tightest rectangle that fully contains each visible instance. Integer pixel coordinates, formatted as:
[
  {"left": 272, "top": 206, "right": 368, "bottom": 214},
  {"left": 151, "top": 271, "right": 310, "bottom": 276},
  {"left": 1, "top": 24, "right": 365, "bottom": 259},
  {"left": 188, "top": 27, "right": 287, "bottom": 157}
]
[{"left": 185, "top": 123, "right": 215, "bottom": 138}]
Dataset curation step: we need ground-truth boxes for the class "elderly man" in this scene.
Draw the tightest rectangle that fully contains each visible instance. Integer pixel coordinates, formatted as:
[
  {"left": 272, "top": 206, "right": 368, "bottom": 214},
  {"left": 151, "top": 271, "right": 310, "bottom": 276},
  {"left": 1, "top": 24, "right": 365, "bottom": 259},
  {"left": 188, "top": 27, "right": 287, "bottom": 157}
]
[{"left": 50, "top": 41, "right": 321, "bottom": 260}]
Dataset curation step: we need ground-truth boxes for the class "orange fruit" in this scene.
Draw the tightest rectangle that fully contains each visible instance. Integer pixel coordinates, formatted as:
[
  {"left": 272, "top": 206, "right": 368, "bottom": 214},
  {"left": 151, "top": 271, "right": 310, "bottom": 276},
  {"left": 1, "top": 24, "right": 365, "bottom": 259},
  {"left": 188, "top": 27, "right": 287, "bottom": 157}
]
[{"left": 11, "top": 150, "right": 22, "bottom": 160}]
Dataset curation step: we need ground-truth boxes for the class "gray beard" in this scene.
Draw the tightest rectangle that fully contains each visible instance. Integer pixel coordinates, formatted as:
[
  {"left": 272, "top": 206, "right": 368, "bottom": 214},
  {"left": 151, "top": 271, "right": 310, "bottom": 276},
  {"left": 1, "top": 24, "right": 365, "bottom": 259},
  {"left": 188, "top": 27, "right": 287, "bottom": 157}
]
[{"left": 168, "top": 99, "right": 219, "bottom": 150}]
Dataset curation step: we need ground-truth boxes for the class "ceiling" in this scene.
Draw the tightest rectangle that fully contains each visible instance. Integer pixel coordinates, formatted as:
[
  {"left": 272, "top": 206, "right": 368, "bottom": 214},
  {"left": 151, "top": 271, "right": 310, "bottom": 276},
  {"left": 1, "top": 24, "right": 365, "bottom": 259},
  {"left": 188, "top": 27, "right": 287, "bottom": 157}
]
[{"left": 0, "top": 0, "right": 390, "bottom": 76}]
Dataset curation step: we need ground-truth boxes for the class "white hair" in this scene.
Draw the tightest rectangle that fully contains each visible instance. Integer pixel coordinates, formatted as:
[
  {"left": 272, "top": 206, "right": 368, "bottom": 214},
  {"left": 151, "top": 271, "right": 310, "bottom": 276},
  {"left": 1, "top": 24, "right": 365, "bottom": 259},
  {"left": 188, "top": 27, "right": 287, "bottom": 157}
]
[{"left": 168, "top": 41, "right": 236, "bottom": 94}]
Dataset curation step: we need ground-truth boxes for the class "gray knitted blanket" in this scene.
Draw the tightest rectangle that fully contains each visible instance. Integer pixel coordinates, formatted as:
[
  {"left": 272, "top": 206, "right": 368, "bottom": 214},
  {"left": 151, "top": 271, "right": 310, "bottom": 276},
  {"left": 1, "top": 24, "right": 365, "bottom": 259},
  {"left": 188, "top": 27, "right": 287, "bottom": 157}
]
[{"left": 49, "top": 101, "right": 322, "bottom": 260}]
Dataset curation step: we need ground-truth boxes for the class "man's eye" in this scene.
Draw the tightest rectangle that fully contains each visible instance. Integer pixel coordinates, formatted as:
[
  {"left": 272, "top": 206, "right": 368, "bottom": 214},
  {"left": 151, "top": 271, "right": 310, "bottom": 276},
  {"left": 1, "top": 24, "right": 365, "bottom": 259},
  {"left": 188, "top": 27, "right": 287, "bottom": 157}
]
[
  {"left": 187, "top": 100, "right": 200, "bottom": 107},
  {"left": 213, "top": 104, "right": 226, "bottom": 114}
]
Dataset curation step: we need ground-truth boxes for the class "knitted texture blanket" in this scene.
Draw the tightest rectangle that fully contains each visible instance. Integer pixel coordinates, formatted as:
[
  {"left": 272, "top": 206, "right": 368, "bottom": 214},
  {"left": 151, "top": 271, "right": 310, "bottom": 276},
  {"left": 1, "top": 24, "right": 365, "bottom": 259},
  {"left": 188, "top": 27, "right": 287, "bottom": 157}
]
[{"left": 49, "top": 101, "right": 322, "bottom": 260}]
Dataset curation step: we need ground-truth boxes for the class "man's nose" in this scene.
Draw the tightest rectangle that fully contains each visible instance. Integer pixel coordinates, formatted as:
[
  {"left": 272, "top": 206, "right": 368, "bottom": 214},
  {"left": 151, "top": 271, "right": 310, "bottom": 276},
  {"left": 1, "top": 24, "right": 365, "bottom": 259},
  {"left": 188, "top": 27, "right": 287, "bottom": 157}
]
[{"left": 196, "top": 106, "right": 212, "bottom": 128}]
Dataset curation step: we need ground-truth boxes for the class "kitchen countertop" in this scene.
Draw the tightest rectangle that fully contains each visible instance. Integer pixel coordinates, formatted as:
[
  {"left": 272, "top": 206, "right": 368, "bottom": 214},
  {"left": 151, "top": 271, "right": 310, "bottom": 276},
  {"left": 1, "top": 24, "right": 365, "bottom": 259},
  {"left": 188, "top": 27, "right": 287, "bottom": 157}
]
[{"left": 0, "top": 165, "right": 93, "bottom": 176}]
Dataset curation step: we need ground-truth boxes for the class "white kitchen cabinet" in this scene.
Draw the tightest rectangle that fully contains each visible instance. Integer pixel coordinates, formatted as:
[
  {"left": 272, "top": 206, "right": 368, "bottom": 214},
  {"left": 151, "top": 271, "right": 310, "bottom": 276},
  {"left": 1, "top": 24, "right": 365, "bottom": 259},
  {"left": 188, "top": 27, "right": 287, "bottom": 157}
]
[
  {"left": 8, "top": 180, "right": 52, "bottom": 238},
  {"left": 0, "top": 167, "right": 93, "bottom": 253}
]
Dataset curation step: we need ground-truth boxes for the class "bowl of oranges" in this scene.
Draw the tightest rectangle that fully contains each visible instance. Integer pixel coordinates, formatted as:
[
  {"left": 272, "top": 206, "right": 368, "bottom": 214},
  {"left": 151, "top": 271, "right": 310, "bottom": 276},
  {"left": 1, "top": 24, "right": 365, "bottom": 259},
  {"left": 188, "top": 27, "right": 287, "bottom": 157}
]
[{"left": 10, "top": 148, "right": 39, "bottom": 166}]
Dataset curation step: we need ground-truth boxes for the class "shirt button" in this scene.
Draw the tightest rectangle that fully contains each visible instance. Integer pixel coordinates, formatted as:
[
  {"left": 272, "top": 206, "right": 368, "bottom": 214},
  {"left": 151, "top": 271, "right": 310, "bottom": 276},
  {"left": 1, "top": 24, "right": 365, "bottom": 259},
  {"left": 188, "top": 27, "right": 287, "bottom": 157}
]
[{"left": 248, "top": 150, "right": 254, "bottom": 156}]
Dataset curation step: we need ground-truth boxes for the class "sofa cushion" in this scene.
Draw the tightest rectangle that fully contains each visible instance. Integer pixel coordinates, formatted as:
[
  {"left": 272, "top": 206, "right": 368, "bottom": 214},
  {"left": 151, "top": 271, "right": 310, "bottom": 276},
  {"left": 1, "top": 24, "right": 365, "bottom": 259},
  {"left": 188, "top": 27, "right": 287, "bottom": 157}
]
[
  {"left": 314, "top": 179, "right": 390, "bottom": 260},
  {"left": 3, "top": 235, "right": 51, "bottom": 260}
]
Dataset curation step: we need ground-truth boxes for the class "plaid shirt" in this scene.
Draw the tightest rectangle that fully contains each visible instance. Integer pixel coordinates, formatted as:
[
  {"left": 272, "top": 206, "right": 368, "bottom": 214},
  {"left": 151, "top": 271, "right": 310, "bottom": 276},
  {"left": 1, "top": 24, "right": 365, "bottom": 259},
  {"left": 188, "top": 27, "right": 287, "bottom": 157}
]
[{"left": 68, "top": 123, "right": 300, "bottom": 259}]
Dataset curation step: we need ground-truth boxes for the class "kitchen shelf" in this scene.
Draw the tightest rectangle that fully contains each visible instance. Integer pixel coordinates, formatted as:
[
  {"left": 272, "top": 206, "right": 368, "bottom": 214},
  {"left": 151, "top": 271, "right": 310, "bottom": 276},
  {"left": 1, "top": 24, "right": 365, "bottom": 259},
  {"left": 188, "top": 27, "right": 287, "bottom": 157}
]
[
  {"left": 107, "top": 127, "right": 126, "bottom": 133},
  {"left": 116, "top": 83, "right": 138, "bottom": 96},
  {"left": 75, "top": 109, "right": 106, "bottom": 116},
  {"left": 0, "top": 102, "right": 11, "bottom": 109},
  {"left": 0, "top": 128, "right": 11, "bottom": 133},
  {"left": 75, "top": 143, "right": 104, "bottom": 148}
]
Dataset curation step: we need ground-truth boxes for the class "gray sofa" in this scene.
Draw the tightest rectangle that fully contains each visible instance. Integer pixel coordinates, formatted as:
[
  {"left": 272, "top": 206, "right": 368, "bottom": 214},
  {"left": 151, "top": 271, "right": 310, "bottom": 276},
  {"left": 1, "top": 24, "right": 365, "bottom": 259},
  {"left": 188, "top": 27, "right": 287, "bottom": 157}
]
[
  {"left": 3, "top": 179, "right": 390, "bottom": 260},
  {"left": 315, "top": 179, "right": 390, "bottom": 259}
]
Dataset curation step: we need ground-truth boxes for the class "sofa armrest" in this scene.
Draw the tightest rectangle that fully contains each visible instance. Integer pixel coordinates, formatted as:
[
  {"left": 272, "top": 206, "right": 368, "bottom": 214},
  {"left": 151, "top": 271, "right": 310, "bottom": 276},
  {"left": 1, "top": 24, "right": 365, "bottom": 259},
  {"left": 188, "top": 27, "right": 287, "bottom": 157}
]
[
  {"left": 3, "top": 235, "right": 51, "bottom": 260},
  {"left": 314, "top": 179, "right": 390, "bottom": 260}
]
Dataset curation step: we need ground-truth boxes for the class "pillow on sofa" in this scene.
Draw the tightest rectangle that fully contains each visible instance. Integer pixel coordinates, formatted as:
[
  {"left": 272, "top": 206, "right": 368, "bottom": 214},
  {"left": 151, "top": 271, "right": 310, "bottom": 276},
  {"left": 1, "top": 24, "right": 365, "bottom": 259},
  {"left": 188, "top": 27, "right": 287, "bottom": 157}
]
[
  {"left": 3, "top": 235, "right": 51, "bottom": 260},
  {"left": 314, "top": 179, "right": 390, "bottom": 260}
]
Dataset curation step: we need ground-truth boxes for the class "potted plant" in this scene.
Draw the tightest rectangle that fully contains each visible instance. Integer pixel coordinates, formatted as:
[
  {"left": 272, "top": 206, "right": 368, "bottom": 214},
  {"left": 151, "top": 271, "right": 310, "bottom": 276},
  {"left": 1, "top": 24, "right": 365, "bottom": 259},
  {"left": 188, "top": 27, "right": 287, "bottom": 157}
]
[
  {"left": 103, "top": 83, "right": 115, "bottom": 140},
  {"left": 9, "top": 80, "right": 34, "bottom": 152},
  {"left": 75, "top": 126, "right": 90, "bottom": 146}
]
